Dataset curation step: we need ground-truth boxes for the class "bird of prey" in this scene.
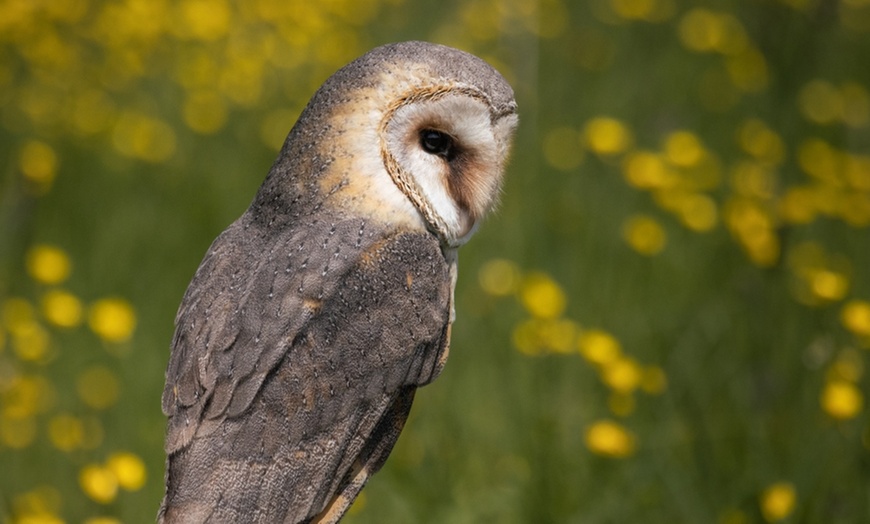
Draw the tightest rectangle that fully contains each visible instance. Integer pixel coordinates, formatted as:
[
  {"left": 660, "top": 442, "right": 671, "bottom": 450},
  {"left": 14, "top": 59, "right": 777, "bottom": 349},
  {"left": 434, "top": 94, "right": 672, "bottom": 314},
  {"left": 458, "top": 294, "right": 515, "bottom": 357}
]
[{"left": 159, "top": 41, "right": 518, "bottom": 523}]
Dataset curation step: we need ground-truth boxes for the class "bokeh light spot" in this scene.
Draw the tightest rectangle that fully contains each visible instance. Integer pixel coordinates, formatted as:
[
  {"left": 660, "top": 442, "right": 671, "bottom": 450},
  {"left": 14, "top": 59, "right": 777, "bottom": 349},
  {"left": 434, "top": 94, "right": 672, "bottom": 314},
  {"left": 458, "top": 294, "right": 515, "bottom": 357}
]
[
  {"left": 41, "top": 289, "right": 83, "bottom": 328},
  {"left": 48, "top": 413, "right": 85, "bottom": 452},
  {"left": 79, "top": 464, "right": 118, "bottom": 504},
  {"left": 584, "top": 419, "right": 637, "bottom": 458},
  {"left": 18, "top": 141, "right": 58, "bottom": 194},
  {"left": 622, "top": 214, "right": 667, "bottom": 255},
  {"left": 478, "top": 259, "right": 521, "bottom": 297},
  {"left": 107, "top": 451, "right": 147, "bottom": 491},
  {"left": 76, "top": 366, "right": 121, "bottom": 410},
  {"left": 520, "top": 273, "right": 567, "bottom": 319},
  {"left": 88, "top": 298, "right": 137, "bottom": 343},
  {"left": 760, "top": 482, "right": 797, "bottom": 522},
  {"left": 583, "top": 117, "right": 633, "bottom": 156},
  {"left": 26, "top": 245, "right": 71, "bottom": 285},
  {"left": 821, "top": 380, "right": 863, "bottom": 419}
]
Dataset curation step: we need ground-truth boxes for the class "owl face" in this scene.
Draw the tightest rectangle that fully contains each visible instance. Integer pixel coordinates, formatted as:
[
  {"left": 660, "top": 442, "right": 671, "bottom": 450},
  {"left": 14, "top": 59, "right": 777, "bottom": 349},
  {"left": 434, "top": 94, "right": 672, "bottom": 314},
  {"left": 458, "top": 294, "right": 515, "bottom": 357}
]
[
  {"left": 381, "top": 85, "right": 518, "bottom": 247},
  {"left": 267, "top": 42, "right": 518, "bottom": 251}
]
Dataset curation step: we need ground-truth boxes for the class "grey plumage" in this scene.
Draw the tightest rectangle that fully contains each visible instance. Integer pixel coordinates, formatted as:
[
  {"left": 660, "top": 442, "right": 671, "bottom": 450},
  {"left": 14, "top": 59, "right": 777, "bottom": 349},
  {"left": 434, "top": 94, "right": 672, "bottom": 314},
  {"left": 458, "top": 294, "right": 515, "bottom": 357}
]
[{"left": 160, "top": 41, "right": 517, "bottom": 523}]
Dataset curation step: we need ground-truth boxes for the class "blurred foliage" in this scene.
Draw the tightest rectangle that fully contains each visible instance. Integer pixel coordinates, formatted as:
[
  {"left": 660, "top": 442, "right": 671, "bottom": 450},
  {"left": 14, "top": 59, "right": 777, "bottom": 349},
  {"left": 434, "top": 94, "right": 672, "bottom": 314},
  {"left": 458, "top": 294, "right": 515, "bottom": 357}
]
[{"left": 1, "top": 0, "right": 870, "bottom": 522}]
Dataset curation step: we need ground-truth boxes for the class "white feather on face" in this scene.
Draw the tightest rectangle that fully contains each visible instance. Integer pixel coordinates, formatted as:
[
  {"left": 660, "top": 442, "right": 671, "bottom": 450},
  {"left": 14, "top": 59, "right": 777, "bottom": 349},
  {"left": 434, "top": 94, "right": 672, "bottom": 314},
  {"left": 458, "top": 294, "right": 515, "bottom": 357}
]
[{"left": 381, "top": 87, "right": 518, "bottom": 248}]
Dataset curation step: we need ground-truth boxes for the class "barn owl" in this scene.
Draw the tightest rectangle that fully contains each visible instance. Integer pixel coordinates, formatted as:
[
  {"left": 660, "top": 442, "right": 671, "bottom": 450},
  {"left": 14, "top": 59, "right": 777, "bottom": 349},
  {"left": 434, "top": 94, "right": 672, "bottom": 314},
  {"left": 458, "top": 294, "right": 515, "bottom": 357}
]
[{"left": 159, "top": 41, "right": 517, "bottom": 523}]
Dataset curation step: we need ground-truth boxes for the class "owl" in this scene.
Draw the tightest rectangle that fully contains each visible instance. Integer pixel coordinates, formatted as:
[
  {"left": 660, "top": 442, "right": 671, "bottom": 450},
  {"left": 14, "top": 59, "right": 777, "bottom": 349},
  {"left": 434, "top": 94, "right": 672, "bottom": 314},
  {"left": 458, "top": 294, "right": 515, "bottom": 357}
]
[{"left": 159, "top": 41, "right": 518, "bottom": 523}]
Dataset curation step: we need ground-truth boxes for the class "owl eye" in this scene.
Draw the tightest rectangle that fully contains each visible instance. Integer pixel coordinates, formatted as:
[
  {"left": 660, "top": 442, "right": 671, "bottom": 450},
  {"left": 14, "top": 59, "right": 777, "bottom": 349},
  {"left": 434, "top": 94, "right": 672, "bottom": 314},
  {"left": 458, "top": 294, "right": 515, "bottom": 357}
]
[{"left": 419, "top": 129, "right": 456, "bottom": 160}]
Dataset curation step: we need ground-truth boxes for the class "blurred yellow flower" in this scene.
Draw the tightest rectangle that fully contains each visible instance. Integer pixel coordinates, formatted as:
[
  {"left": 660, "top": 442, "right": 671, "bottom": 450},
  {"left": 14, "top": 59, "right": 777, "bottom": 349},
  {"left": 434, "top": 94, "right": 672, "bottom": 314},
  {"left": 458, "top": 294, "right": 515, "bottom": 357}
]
[
  {"left": 176, "top": 0, "right": 231, "bottom": 41},
  {"left": 107, "top": 451, "right": 147, "bottom": 491},
  {"left": 79, "top": 464, "right": 119, "bottom": 504},
  {"left": 48, "top": 413, "right": 85, "bottom": 452},
  {"left": 641, "top": 365, "right": 668, "bottom": 394},
  {"left": 41, "top": 289, "right": 83, "bottom": 328},
  {"left": 737, "top": 119, "right": 786, "bottom": 165},
  {"left": 828, "top": 349, "right": 864, "bottom": 382},
  {"left": 809, "top": 269, "right": 849, "bottom": 302},
  {"left": 583, "top": 117, "right": 633, "bottom": 156},
  {"left": 520, "top": 273, "right": 567, "bottom": 319},
  {"left": 602, "top": 356, "right": 643, "bottom": 394},
  {"left": 726, "top": 47, "right": 769, "bottom": 93},
  {"left": 844, "top": 154, "right": 870, "bottom": 190},
  {"left": 3, "top": 297, "right": 36, "bottom": 335},
  {"left": 609, "top": 0, "right": 674, "bottom": 22},
  {"left": 12, "top": 322, "right": 50, "bottom": 362},
  {"left": 88, "top": 298, "right": 137, "bottom": 343},
  {"left": 678, "top": 9, "right": 748, "bottom": 55},
  {"left": 841, "top": 299, "right": 870, "bottom": 338},
  {"left": 821, "top": 380, "right": 863, "bottom": 419},
  {"left": 799, "top": 79, "right": 843, "bottom": 125},
  {"left": 622, "top": 214, "right": 667, "bottom": 255},
  {"left": 112, "top": 111, "right": 177, "bottom": 163},
  {"left": 778, "top": 186, "right": 817, "bottom": 224},
  {"left": 513, "top": 319, "right": 546, "bottom": 356},
  {"left": 673, "top": 192, "right": 719, "bottom": 232},
  {"left": 26, "top": 245, "right": 71, "bottom": 285},
  {"left": 578, "top": 329, "right": 622, "bottom": 366},
  {"left": 0, "top": 415, "right": 37, "bottom": 449},
  {"left": 584, "top": 419, "right": 637, "bottom": 458},
  {"left": 183, "top": 90, "right": 228, "bottom": 134},
  {"left": 76, "top": 366, "right": 121, "bottom": 410},
  {"left": 478, "top": 259, "right": 521, "bottom": 296},
  {"left": 841, "top": 81, "right": 870, "bottom": 127},
  {"left": 542, "top": 126, "right": 584, "bottom": 171},
  {"left": 797, "top": 138, "right": 841, "bottom": 184},
  {"left": 2, "top": 374, "right": 56, "bottom": 419},
  {"left": 664, "top": 130, "right": 705, "bottom": 167},
  {"left": 18, "top": 140, "right": 58, "bottom": 194},
  {"left": 622, "top": 150, "right": 674, "bottom": 189},
  {"left": 759, "top": 481, "right": 797, "bottom": 522},
  {"left": 731, "top": 161, "right": 777, "bottom": 200},
  {"left": 12, "top": 485, "right": 63, "bottom": 524}
]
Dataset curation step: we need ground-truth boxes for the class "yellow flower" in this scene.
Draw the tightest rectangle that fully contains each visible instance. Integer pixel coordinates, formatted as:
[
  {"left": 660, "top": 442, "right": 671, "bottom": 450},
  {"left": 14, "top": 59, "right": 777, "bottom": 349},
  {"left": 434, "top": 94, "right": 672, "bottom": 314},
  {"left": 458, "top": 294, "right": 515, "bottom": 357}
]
[
  {"left": 640, "top": 366, "right": 668, "bottom": 394},
  {"left": 577, "top": 329, "right": 622, "bottom": 366},
  {"left": 41, "top": 289, "right": 83, "bottom": 328},
  {"left": 26, "top": 245, "right": 71, "bottom": 285},
  {"left": 88, "top": 298, "right": 137, "bottom": 343},
  {"left": 602, "top": 356, "right": 643, "bottom": 394},
  {"left": 622, "top": 214, "right": 667, "bottom": 255},
  {"left": 584, "top": 419, "right": 637, "bottom": 458},
  {"left": 799, "top": 79, "right": 843, "bottom": 125},
  {"left": 18, "top": 141, "right": 58, "bottom": 194},
  {"left": 0, "top": 415, "right": 37, "bottom": 449},
  {"left": 583, "top": 117, "right": 633, "bottom": 156},
  {"left": 841, "top": 299, "right": 870, "bottom": 338},
  {"left": 107, "top": 451, "right": 147, "bottom": 491},
  {"left": 622, "top": 150, "right": 675, "bottom": 189},
  {"left": 478, "top": 259, "right": 521, "bottom": 297},
  {"left": 79, "top": 464, "right": 118, "bottom": 504},
  {"left": 759, "top": 481, "right": 797, "bottom": 522},
  {"left": 663, "top": 130, "right": 705, "bottom": 167},
  {"left": 519, "top": 273, "right": 567, "bottom": 319},
  {"left": 48, "top": 413, "right": 84, "bottom": 452},
  {"left": 821, "top": 380, "right": 863, "bottom": 420},
  {"left": 76, "top": 366, "right": 121, "bottom": 410}
]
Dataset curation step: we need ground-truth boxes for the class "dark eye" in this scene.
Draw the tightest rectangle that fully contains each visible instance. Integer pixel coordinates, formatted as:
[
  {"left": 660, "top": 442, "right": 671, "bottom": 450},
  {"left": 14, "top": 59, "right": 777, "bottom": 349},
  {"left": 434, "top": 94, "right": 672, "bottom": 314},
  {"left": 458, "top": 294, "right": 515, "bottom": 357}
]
[{"left": 419, "top": 129, "right": 455, "bottom": 160}]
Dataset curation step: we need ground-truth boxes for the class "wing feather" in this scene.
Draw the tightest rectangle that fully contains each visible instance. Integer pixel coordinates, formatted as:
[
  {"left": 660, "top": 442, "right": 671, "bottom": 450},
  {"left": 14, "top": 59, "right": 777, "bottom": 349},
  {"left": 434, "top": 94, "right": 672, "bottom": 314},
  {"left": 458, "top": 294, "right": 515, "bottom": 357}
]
[{"left": 160, "top": 213, "right": 452, "bottom": 523}]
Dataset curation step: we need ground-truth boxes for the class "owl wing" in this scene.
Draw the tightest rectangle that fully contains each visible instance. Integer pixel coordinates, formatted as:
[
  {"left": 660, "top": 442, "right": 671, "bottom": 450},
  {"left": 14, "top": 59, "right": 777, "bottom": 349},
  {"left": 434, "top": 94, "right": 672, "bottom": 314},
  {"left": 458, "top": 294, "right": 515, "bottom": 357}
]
[{"left": 160, "top": 215, "right": 452, "bottom": 523}]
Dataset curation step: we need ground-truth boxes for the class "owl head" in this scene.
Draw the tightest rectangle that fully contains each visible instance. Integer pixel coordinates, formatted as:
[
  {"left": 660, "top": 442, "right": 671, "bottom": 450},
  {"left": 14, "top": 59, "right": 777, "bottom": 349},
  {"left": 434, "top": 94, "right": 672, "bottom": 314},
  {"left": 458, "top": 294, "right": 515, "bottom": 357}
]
[{"left": 257, "top": 41, "right": 518, "bottom": 249}]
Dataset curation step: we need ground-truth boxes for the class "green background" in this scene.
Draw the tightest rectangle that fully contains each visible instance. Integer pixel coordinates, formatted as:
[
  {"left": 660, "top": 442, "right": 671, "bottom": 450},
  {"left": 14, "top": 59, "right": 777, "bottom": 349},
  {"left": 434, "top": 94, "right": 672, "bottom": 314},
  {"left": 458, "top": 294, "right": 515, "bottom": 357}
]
[{"left": 2, "top": 0, "right": 869, "bottom": 522}]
